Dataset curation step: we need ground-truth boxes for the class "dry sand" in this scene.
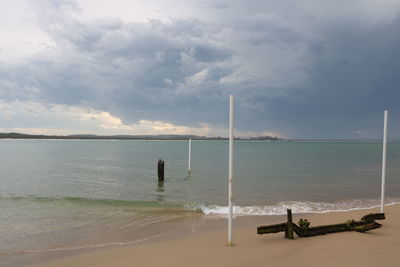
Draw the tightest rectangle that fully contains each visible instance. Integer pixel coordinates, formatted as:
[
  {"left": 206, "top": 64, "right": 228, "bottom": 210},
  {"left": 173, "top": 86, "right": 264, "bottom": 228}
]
[{"left": 33, "top": 204, "right": 400, "bottom": 267}]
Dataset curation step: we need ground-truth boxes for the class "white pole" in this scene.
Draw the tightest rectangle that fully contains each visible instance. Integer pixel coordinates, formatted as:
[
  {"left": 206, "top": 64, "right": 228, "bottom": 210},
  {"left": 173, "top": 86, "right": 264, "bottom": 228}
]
[
  {"left": 188, "top": 138, "right": 192, "bottom": 177},
  {"left": 228, "top": 95, "right": 234, "bottom": 246},
  {"left": 380, "top": 110, "right": 388, "bottom": 213}
]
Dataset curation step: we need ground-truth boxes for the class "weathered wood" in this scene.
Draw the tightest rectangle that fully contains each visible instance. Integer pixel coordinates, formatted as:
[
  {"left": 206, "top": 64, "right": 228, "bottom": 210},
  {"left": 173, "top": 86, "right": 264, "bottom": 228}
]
[
  {"left": 157, "top": 159, "right": 165, "bottom": 182},
  {"left": 257, "top": 211, "right": 385, "bottom": 239},
  {"left": 293, "top": 218, "right": 383, "bottom": 237},
  {"left": 293, "top": 222, "right": 358, "bottom": 237},
  {"left": 285, "top": 209, "right": 294, "bottom": 239},
  {"left": 257, "top": 223, "right": 287, "bottom": 234},
  {"left": 361, "top": 213, "right": 385, "bottom": 223},
  {"left": 353, "top": 222, "right": 382, "bottom": 232}
]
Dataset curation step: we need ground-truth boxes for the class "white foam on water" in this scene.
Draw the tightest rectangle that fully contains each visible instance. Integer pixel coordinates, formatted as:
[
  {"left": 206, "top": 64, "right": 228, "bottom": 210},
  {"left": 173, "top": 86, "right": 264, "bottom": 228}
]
[{"left": 194, "top": 199, "right": 400, "bottom": 216}]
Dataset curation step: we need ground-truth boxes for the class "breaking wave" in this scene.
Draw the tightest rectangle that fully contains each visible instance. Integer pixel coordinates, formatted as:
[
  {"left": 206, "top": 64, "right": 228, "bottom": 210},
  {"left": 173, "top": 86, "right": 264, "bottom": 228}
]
[{"left": 191, "top": 198, "right": 400, "bottom": 216}]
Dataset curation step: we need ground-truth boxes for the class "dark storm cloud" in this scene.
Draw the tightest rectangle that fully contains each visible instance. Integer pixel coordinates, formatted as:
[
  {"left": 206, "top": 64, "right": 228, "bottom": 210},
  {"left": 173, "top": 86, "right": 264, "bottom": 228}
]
[
  {"left": 1, "top": 0, "right": 400, "bottom": 138},
  {"left": 246, "top": 15, "right": 400, "bottom": 139},
  {"left": 0, "top": 2, "right": 236, "bottom": 126}
]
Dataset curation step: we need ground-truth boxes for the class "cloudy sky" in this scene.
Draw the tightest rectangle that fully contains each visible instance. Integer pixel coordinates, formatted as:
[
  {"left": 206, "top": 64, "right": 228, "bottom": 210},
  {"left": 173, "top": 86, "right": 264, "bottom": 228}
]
[{"left": 1, "top": 0, "right": 400, "bottom": 139}]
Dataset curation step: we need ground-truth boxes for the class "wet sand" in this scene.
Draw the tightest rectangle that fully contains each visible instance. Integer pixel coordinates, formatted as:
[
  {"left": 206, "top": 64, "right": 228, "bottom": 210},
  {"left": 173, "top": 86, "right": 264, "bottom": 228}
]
[{"left": 32, "top": 204, "right": 400, "bottom": 267}]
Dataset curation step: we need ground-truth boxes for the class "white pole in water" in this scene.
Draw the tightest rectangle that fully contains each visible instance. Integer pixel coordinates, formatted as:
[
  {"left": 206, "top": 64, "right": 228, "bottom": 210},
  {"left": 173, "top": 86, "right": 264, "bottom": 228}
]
[
  {"left": 228, "top": 95, "right": 234, "bottom": 246},
  {"left": 380, "top": 110, "right": 388, "bottom": 213},
  {"left": 188, "top": 138, "right": 192, "bottom": 177}
]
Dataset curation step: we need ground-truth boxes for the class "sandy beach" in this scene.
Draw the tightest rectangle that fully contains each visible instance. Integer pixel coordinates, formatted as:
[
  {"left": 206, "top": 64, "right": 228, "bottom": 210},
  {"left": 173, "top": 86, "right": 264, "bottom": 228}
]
[
  {"left": 2, "top": 0, "right": 400, "bottom": 265},
  {"left": 31, "top": 203, "right": 400, "bottom": 267}
]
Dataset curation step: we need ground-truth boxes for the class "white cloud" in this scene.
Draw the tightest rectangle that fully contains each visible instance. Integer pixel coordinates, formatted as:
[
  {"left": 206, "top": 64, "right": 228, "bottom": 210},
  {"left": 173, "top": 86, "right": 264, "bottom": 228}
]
[
  {"left": 0, "top": 100, "right": 282, "bottom": 137},
  {"left": 0, "top": 100, "right": 217, "bottom": 136},
  {"left": 164, "top": 78, "right": 173, "bottom": 85},
  {"left": 0, "top": 0, "right": 55, "bottom": 63},
  {"left": 77, "top": 0, "right": 198, "bottom": 23},
  {"left": 1, "top": 0, "right": 400, "bottom": 139},
  {"left": 134, "top": 120, "right": 211, "bottom": 135},
  {"left": 0, "top": 127, "right": 88, "bottom": 136}
]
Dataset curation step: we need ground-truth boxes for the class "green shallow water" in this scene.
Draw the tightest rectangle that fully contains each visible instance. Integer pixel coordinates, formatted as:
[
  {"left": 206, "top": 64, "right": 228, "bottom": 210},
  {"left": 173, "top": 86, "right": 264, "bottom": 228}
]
[
  {"left": 1, "top": 140, "right": 400, "bottom": 259},
  {"left": 2, "top": 140, "right": 400, "bottom": 205}
]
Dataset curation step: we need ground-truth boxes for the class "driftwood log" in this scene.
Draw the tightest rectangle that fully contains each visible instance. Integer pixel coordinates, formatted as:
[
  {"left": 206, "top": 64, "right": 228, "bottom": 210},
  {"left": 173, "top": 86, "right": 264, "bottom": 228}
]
[{"left": 257, "top": 209, "right": 385, "bottom": 238}]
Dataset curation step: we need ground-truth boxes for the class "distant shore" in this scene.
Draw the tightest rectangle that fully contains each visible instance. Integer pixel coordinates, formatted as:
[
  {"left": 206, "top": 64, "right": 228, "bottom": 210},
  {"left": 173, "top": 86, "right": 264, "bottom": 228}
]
[
  {"left": 0, "top": 132, "right": 282, "bottom": 141},
  {"left": 33, "top": 204, "right": 400, "bottom": 267},
  {"left": 0, "top": 132, "right": 392, "bottom": 142}
]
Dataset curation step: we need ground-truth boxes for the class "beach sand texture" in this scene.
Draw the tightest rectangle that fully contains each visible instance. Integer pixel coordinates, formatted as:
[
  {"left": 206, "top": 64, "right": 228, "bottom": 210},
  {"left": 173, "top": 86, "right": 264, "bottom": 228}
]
[{"left": 34, "top": 204, "right": 400, "bottom": 267}]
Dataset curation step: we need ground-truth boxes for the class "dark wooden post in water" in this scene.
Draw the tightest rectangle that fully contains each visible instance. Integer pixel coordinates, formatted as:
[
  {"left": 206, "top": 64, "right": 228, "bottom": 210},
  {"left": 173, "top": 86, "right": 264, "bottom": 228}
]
[
  {"left": 158, "top": 159, "right": 165, "bottom": 182},
  {"left": 285, "top": 209, "right": 294, "bottom": 239}
]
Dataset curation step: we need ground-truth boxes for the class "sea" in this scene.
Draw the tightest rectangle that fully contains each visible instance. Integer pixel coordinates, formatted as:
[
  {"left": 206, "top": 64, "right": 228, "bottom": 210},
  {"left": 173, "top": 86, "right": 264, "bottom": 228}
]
[{"left": 1, "top": 139, "right": 400, "bottom": 264}]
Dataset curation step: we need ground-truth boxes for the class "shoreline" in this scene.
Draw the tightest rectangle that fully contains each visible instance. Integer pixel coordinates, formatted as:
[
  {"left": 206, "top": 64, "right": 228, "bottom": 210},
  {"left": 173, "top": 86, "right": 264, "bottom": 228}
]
[
  {"left": 28, "top": 203, "right": 400, "bottom": 267},
  {"left": 3, "top": 212, "right": 288, "bottom": 266},
  {"left": 3, "top": 197, "right": 399, "bottom": 266}
]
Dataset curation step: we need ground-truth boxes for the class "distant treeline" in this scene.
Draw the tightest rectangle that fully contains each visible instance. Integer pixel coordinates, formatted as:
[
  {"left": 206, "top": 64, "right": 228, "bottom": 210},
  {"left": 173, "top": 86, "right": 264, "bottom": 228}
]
[{"left": 0, "top": 132, "right": 282, "bottom": 141}]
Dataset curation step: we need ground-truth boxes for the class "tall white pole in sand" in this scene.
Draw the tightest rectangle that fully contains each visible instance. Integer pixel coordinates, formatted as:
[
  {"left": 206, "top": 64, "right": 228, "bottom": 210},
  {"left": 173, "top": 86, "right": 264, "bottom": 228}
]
[
  {"left": 380, "top": 110, "right": 388, "bottom": 213},
  {"left": 188, "top": 138, "right": 192, "bottom": 177},
  {"left": 228, "top": 95, "right": 234, "bottom": 246}
]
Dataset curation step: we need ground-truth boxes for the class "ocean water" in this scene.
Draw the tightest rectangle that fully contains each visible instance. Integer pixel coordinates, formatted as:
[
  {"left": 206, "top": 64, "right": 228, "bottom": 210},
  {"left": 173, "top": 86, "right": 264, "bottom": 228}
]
[{"left": 1, "top": 140, "right": 400, "bottom": 260}]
